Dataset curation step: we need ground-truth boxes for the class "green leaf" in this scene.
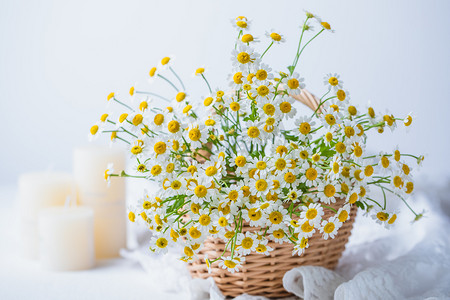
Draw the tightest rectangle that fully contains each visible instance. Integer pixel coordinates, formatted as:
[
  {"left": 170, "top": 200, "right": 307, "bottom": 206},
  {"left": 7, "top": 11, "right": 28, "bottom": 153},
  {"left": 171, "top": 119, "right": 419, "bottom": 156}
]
[{"left": 287, "top": 65, "right": 295, "bottom": 73}]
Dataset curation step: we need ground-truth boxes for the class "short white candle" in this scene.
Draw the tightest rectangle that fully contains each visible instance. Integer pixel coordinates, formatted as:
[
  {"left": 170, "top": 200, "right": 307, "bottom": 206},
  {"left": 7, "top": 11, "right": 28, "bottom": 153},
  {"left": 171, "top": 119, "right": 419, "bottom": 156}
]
[
  {"left": 17, "top": 172, "right": 76, "bottom": 259},
  {"left": 39, "top": 206, "right": 95, "bottom": 271}
]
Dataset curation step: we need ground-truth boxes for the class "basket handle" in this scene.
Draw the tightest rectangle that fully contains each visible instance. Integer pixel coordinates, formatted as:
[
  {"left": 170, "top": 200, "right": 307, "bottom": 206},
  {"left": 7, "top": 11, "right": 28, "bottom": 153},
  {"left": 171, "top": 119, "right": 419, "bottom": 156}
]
[{"left": 290, "top": 89, "right": 322, "bottom": 113}]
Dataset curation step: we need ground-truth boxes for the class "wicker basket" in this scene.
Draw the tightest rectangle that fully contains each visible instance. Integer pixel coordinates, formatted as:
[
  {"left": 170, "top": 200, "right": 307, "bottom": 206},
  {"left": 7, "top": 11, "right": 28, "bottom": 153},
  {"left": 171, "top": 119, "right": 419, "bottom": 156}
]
[{"left": 188, "top": 90, "right": 357, "bottom": 298}]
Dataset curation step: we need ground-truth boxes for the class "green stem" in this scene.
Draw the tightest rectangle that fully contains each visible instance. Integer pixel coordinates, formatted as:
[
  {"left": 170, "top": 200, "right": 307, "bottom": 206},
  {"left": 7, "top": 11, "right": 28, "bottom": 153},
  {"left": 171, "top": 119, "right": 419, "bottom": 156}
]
[
  {"left": 169, "top": 66, "right": 185, "bottom": 91},
  {"left": 157, "top": 74, "right": 179, "bottom": 92},
  {"left": 201, "top": 74, "right": 212, "bottom": 94},
  {"left": 260, "top": 42, "right": 273, "bottom": 59},
  {"left": 113, "top": 97, "right": 134, "bottom": 111}
]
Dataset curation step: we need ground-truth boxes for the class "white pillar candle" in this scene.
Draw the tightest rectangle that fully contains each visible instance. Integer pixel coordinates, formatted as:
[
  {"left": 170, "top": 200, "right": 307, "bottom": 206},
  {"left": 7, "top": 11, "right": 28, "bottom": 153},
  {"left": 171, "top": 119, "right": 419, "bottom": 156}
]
[
  {"left": 73, "top": 145, "right": 126, "bottom": 201},
  {"left": 17, "top": 172, "right": 76, "bottom": 259},
  {"left": 73, "top": 145, "right": 127, "bottom": 258},
  {"left": 39, "top": 206, "right": 95, "bottom": 271}
]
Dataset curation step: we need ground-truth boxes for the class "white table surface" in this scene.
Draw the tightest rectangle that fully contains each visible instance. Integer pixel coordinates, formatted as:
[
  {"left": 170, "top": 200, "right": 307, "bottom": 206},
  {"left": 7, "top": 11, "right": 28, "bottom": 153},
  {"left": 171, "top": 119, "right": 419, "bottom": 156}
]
[{"left": 0, "top": 185, "right": 189, "bottom": 300}]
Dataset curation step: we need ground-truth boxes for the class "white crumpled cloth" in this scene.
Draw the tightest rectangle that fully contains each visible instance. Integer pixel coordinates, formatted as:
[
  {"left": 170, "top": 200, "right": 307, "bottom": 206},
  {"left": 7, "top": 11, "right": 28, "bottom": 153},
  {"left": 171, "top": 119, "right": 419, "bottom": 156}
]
[{"left": 122, "top": 180, "right": 450, "bottom": 300}]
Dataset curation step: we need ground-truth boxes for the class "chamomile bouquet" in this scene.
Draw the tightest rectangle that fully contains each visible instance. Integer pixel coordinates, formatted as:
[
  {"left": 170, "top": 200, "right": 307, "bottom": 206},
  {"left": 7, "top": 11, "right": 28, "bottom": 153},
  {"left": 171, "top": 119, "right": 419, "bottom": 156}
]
[{"left": 90, "top": 13, "right": 423, "bottom": 273}]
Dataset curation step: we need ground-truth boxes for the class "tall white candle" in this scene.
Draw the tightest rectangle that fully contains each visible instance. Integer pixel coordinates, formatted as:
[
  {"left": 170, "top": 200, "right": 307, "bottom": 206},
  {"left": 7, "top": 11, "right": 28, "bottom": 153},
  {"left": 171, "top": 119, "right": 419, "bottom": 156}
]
[
  {"left": 39, "top": 206, "right": 95, "bottom": 271},
  {"left": 17, "top": 172, "right": 76, "bottom": 259},
  {"left": 73, "top": 145, "right": 127, "bottom": 258},
  {"left": 73, "top": 145, "right": 126, "bottom": 201}
]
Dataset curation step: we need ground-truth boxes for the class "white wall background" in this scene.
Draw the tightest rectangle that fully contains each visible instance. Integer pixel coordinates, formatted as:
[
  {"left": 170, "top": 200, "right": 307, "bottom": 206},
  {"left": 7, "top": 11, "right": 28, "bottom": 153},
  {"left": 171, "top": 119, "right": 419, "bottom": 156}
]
[{"left": 1, "top": 0, "right": 449, "bottom": 185}]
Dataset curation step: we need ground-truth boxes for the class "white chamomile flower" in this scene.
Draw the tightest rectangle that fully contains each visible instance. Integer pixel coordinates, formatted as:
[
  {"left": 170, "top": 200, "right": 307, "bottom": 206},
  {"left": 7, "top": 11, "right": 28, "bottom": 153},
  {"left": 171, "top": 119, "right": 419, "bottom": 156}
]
[
  {"left": 300, "top": 203, "right": 324, "bottom": 226},
  {"left": 319, "top": 216, "right": 342, "bottom": 240},
  {"left": 185, "top": 122, "right": 208, "bottom": 149},
  {"left": 236, "top": 232, "right": 257, "bottom": 255},
  {"left": 265, "top": 29, "right": 285, "bottom": 44},
  {"left": 317, "top": 181, "right": 341, "bottom": 204},
  {"left": 243, "top": 121, "right": 266, "bottom": 145},
  {"left": 371, "top": 206, "right": 391, "bottom": 226},
  {"left": 240, "top": 33, "right": 260, "bottom": 44},
  {"left": 299, "top": 162, "right": 321, "bottom": 187},
  {"left": 249, "top": 173, "right": 272, "bottom": 198},
  {"left": 282, "top": 73, "right": 305, "bottom": 95},
  {"left": 158, "top": 55, "right": 175, "bottom": 70},
  {"left": 231, "top": 45, "right": 258, "bottom": 70},
  {"left": 252, "top": 63, "right": 274, "bottom": 82},
  {"left": 149, "top": 233, "right": 170, "bottom": 254},
  {"left": 278, "top": 97, "right": 297, "bottom": 119},
  {"left": 251, "top": 81, "right": 275, "bottom": 102},
  {"left": 186, "top": 176, "right": 213, "bottom": 204},
  {"left": 231, "top": 16, "right": 251, "bottom": 31},
  {"left": 292, "top": 237, "right": 309, "bottom": 256},
  {"left": 324, "top": 73, "right": 343, "bottom": 91},
  {"left": 104, "top": 163, "right": 114, "bottom": 187},
  {"left": 294, "top": 116, "right": 315, "bottom": 142},
  {"left": 254, "top": 238, "right": 273, "bottom": 255},
  {"left": 320, "top": 107, "right": 342, "bottom": 129},
  {"left": 88, "top": 122, "right": 103, "bottom": 141},
  {"left": 218, "top": 256, "right": 244, "bottom": 273},
  {"left": 336, "top": 204, "right": 351, "bottom": 223}
]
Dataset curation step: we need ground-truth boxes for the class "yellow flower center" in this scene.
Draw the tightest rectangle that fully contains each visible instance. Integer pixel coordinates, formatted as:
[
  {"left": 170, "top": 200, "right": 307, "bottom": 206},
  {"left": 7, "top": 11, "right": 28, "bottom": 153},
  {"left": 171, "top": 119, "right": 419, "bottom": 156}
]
[
  {"left": 236, "top": 20, "right": 247, "bottom": 28},
  {"left": 377, "top": 212, "right": 389, "bottom": 221},
  {"left": 406, "top": 182, "right": 414, "bottom": 194},
  {"left": 388, "top": 214, "right": 397, "bottom": 224},
  {"left": 393, "top": 175, "right": 403, "bottom": 188},
  {"left": 364, "top": 165, "right": 374, "bottom": 177},
  {"left": 256, "top": 244, "right": 267, "bottom": 253},
  {"left": 195, "top": 67, "right": 205, "bottom": 75},
  {"left": 194, "top": 185, "right": 207, "bottom": 198},
  {"left": 235, "top": 156, "right": 247, "bottom": 167},
  {"left": 150, "top": 165, "right": 162, "bottom": 176},
  {"left": 305, "top": 208, "right": 317, "bottom": 220},
  {"left": 330, "top": 162, "right": 338, "bottom": 175},
  {"left": 324, "top": 184, "right": 336, "bottom": 197},
  {"left": 230, "top": 101, "right": 240, "bottom": 111},
  {"left": 242, "top": 237, "right": 253, "bottom": 249},
  {"left": 128, "top": 211, "right": 135, "bottom": 222},
  {"left": 256, "top": 161, "right": 267, "bottom": 170},
  {"left": 119, "top": 113, "right": 128, "bottom": 123},
  {"left": 349, "top": 192, "right": 358, "bottom": 204},
  {"left": 255, "top": 179, "right": 268, "bottom": 191},
  {"left": 257, "top": 85, "right": 270, "bottom": 96},
  {"left": 241, "top": 34, "right": 253, "bottom": 43},
  {"left": 323, "top": 222, "right": 335, "bottom": 233},
  {"left": 321, "top": 22, "right": 331, "bottom": 30},
  {"left": 184, "top": 246, "right": 194, "bottom": 257},
  {"left": 224, "top": 259, "right": 237, "bottom": 269},
  {"left": 100, "top": 113, "right": 108, "bottom": 122},
  {"left": 328, "top": 77, "right": 338, "bottom": 86},
  {"left": 205, "top": 166, "right": 218, "bottom": 177},
  {"left": 287, "top": 78, "right": 300, "bottom": 89},
  {"left": 269, "top": 211, "right": 283, "bottom": 224},
  {"left": 90, "top": 125, "right": 99, "bottom": 135},
  {"left": 404, "top": 115, "right": 413, "bottom": 126},
  {"left": 247, "top": 126, "right": 260, "bottom": 138},
  {"left": 270, "top": 32, "right": 282, "bottom": 41},
  {"left": 325, "top": 114, "right": 336, "bottom": 126},
  {"left": 149, "top": 67, "right": 157, "bottom": 77},
  {"left": 237, "top": 52, "right": 251, "bottom": 64},
  {"left": 341, "top": 182, "right": 349, "bottom": 194},
  {"left": 262, "top": 103, "right": 275, "bottom": 115},
  {"left": 166, "top": 163, "right": 175, "bottom": 173},
  {"left": 345, "top": 126, "right": 355, "bottom": 137},
  {"left": 336, "top": 142, "right": 346, "bottom": 154},
  {"left": 248, "top": 208, "right": 262, "bottom": 221},
  {"left": 381, "top": 156, "right": 390, "bottom": 168},
  {"left": 275, "top": 158, "right": 286, "bottom": 170},
  {"left": 189, "top": 128, "right": 201, "bottom": 141},
  {"left": 154, "top": 142, "right": 167, "bottom": 155},
  {"left": 300, "top": 237, "right": 308, "bottom": 248},
  {"left": 199, "top": 214, "right": 211, "bottom": 226},
  {"left": 279, "top": 102, "right": 292, "bottom": 114},
  {"left": 354, "top": 145, "right": 363, "bottom": 157},
  {"left": 301, "top": 221, "right": 314, "bottom": 233},
  {"left": 336, "top": 89, "right": 346, "bottom": 101},
  {"left": 191, "top": 203, "right": 200, "bottom": 214},
  {"left": 402, "top": 164, "right": 410, "bottom": 175},
  {"left": 161, "top": 57, "right": 171, "bottom": 65},
  {"left": 338, "top": 210, "right": 348, "bottom": 222},
  {"left": 166, "top": 120, "right": 179, "bottom": 133},
  {"left": 284, "top": 172, "right": 296, "bottom": 183},
  {"left": 273, "top": 229, "right": 285, "bottom": 238},
  {"left": 107, "top": 92, "right": 114, "bottom": 101},
  {"left": 131, "top": 145, "right": 142, "bottom": 155},
  {"left": 176, "top": 92, "right": 186, "bottom": 102},
  {"left": 171, "top": 180, "right": 181, "bottom": 190},
  {"left": 255, "top": 69, "right": 268, "bottom": 81},
  {"left": 183, "top": 105, "right": 192, "bottom": 114},
  {"left": 305, "top": 168, "right": 318, "bottom": 181},
  {"left": 299, "top": 122, "right": 311, "bottom": 135},
  {"left": 156, "top": 237, "right": 168, "bottom": 248},
  {"left": 189, "top": 227, "right": 202, "bottom": 239}
]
